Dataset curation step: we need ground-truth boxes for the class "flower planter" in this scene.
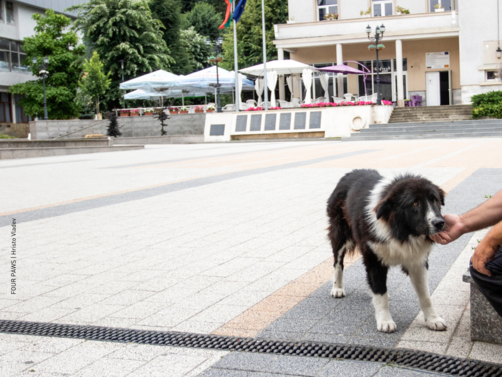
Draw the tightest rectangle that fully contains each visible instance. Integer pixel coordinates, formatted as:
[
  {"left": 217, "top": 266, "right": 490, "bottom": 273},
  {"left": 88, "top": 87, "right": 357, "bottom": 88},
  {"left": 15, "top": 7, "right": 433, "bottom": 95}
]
[
  {"left": 180, "top": 111, "right": 188, "bottom": 114},
  {"left": 286, "top": 20, "right": 295, "bottom": 24},
  {"left": 206, "top": 109, "right": 215, "bottom": 113},
  {"left": 170, "top": 111, "right": 178, "bottom": 115},
  {"left": 434, "top": 8, "right": 444, "bottom": 12},
  {"left": 144, "top": 113, "right": 153, "bottom": 116},
  {"left": 195, "top": 110, "right": 204, "bottom": 113},
  {"left": 130, "top": 113, "right": 139, "bottom": 117},
  {"left": 120, "top": 112, "right": 129, "bottom": 117}
]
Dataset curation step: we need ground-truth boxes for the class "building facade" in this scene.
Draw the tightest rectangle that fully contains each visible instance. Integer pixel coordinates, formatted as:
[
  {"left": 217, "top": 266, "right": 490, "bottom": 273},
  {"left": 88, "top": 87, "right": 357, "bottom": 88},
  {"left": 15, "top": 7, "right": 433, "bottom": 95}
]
[
  {"left": 275, "top": 0, "right": 502, "bottom": 106},
  {"left": 0, "top": 0, "right": 83, "bottom": 130}
]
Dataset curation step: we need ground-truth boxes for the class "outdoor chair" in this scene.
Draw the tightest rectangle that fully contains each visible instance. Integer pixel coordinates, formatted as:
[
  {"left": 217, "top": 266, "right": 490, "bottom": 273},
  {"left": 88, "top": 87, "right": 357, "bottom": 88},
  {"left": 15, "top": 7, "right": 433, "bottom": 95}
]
[
  {"left": 411, "top": 95, "right": 423, "bottom": 107},
  {"left": 239, "top": 103, "right": 250, "bottom": 111},
  {"left": 278, "top": 100, "right": 294, "bottom": 108},
  {"left": 315, "top": 97, "right": 326, "bottom": 103},
  {"left": 291, "top": 98, "right": 301, "bottom": 107},
  {"left": 332, "top": 97, "right": 344, "bottom": 104},
  {"left": 246, "top": 100, "right": 258, "bottom": 107},
  {"left": 259, "top": 101, "right": 271, "bottom": 108},
  {"left": 222, "top": 104, "right": 236, "bottom": 112},
  {"left": 344, "top": 93, "right": 356, "bottom": 101}
]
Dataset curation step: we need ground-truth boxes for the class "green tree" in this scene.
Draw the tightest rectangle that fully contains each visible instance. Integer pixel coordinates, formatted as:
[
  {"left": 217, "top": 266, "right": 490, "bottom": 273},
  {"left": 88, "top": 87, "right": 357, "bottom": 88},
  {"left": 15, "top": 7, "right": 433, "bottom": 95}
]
[
  {"left": 69, "top": 0, "right": 173, "bottom": 110},
  {"left": 79, "top": 52, "right": 111, "bottom": 116},
  {"left": 9, "top": 10, "right": 85, "bottom": 119},
  {"left": 221, "top": 0, "right": 288, "bottom": 70},
  {"left": 186, "top": 2, "right": 223, "bottom": 41},
  {"left": 181, "top": 0, "right": 226, "bottom": 15},
  {"left": 150, "top": 0, "right": 192, "bottom": 74},
  {"left": 180, "top": 27, "right": 211, "bottom": 70}
]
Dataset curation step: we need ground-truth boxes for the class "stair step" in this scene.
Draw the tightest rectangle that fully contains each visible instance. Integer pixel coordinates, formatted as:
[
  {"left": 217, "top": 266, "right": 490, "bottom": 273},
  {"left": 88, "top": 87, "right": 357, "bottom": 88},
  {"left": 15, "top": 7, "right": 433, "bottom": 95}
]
[
  {"left": 359, "top": 127, "right": 502, "bottom": 136},
  {"left": 343, "top": 131, "right": 502, "bottom": 141}
]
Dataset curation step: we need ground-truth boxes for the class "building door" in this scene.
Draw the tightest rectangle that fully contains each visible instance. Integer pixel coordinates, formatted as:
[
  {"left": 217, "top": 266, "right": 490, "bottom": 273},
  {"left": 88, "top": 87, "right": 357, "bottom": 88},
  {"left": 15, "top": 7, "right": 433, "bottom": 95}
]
[{"left": 426, "top": 72, "right": 441, "bottom": 106}]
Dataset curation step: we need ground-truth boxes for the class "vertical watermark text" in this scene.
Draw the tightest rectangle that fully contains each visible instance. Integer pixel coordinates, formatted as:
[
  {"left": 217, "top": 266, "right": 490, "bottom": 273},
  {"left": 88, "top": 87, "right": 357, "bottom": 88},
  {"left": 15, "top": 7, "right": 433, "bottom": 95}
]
[{"left": 11, "top": 218, "right": 16, "bottom": 294}]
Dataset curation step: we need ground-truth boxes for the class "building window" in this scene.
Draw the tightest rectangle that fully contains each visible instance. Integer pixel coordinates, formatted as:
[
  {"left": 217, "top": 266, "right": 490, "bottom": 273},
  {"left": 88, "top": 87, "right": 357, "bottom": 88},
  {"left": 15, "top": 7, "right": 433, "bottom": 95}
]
[
  {"left": 6, "top": 1, "right": 13, "bottom": 24},
  {"left": 430, "top": 0, "right": 452, "bottom": 12},
  {"left": 486, "top": 71, "right": 499, "bottom": 81},
  {"left": 0, "top": 38, "right": 28, "bottom": 73},
  {"left": 318, "top": 0, "right": 338, "bottom": 21},
  {"left": 15, "top": 95, "right": 30, "bottom": 123},
  {"left": 0, "top": 93, "right": 12, "bottom": 123},
  {"left": 0, "top": 1, "right": 3, "bottom": 22},
  {"left": 373, "top": 0, "right": 393, "bottom": 17}
]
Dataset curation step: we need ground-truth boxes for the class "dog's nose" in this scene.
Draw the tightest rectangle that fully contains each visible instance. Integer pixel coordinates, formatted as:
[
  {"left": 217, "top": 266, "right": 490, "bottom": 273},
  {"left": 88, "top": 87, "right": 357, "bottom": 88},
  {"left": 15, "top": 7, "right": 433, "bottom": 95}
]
[{"left": 432, "top": 218, "right": 445, "bottom": 230}]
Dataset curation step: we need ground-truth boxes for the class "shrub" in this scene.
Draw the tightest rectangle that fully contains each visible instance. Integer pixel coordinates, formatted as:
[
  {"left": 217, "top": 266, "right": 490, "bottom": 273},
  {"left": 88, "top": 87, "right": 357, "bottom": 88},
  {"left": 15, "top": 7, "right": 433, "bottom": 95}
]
[
  {"left": 471, "top": 91, "right": 502, "bottom": 119},
  {"left": 0, "top": 133, "right": 15, "bottom": 139}
]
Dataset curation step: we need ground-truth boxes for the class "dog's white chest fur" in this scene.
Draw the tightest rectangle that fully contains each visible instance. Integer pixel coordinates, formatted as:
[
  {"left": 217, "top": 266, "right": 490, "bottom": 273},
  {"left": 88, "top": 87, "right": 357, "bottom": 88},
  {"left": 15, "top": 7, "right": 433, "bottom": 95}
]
[{"left": 368, "top": 237, "right": 432, "bottom": 267}]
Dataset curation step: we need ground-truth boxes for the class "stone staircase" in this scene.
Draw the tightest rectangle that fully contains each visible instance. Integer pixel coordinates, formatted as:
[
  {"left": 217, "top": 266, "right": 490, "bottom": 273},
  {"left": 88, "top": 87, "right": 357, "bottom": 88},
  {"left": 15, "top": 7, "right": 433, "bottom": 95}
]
[
  {"left": 343, "top": 105, "right": 502, "bottom": 141},
  {"left": 388, "top": 105, "right": 473, "bottom": 123}
]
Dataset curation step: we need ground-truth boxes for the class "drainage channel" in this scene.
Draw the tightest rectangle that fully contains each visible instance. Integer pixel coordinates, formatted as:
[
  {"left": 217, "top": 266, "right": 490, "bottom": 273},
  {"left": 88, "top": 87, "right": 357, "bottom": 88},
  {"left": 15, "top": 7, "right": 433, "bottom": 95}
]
[{"left": 0, "top": 319, "right": 500, "bottom": 377}]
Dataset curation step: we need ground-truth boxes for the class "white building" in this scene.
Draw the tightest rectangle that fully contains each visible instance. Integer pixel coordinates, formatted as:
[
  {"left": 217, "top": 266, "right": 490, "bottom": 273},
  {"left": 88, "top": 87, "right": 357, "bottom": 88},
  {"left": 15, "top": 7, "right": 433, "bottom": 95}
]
[
  {"left": 0, "top": 0, "right": 84, "bottom": 127},
  {"left": 275, "top": 0, "right": 502, "bottom": 107}
]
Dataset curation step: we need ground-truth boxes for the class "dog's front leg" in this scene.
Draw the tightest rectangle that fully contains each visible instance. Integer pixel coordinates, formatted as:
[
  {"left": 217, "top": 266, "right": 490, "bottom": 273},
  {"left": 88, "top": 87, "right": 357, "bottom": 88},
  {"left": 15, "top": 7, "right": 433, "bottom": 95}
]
[{"left": 407, "top": 262, "right": 447, "bottom": 331}]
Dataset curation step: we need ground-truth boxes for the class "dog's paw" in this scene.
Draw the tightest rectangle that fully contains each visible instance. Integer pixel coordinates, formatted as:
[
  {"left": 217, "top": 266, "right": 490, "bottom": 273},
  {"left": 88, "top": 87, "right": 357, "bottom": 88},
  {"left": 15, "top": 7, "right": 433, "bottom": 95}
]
[
  {"left": 330, "top": 287, "right": 346, "bottom": 298},
  {"left": 426, "top": 317, "right": 447, "bottom": 331},
  {"left": 377, "top": 320, "right": 397, "bottom": 333}
]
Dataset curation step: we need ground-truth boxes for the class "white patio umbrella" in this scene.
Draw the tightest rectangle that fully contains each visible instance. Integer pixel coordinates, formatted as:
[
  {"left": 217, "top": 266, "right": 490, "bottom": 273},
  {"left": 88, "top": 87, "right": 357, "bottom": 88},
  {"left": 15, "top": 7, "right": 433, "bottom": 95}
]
[
  {"left": 239, "top": 59, "right": 316, "bottom": 76},
  {"left": 255, "top": 79, "right": 264, "bottom": 104},
  {"left": 320, "top": 74, "right": 330, "bottom": 101},
  {"left": 267, "top": 71, "right": 278, "bottom": 107},
  {"left": 119, "top": 70, "right": 179, "bottom": 90},
  {"left": 303, "top": 68, "right": 313, "bottom": 104}
]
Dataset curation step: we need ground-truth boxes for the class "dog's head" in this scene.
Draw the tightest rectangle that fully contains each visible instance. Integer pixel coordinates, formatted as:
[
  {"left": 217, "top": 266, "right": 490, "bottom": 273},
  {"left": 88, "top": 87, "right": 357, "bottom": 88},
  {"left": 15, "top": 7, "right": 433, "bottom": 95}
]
[{"left": 374, "top": 176, "right": 445, "bottom": 241}]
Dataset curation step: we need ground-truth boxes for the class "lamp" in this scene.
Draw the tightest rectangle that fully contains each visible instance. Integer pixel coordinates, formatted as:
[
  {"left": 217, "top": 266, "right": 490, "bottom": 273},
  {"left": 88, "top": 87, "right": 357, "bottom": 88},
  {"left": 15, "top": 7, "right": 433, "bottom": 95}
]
[
  {"left": 366, "top": 25, "right": 372, "bottom": 36},
  {"left": 31, "top": 56, "right": 50, "bottom": 120},
  {"left": 366, "top": 24, "right": 386, "bottom": 105},
  {"left": 205, "top": 38, "right": 211, "bottom": 46},
  {"left": 216, "top": 37, "right": 224, "bottom": 46},
  {"left": 497, "top": 47, "right": 502, "bottom": 59},
  {"left": 32, "top": 57, "right": 37, "bottom": 65},
  {"left": 380, "top": 24, "right": 386, "bottom": 34},
  {"left": 43, "top": 56, "right": 49, "bottom": 65}
]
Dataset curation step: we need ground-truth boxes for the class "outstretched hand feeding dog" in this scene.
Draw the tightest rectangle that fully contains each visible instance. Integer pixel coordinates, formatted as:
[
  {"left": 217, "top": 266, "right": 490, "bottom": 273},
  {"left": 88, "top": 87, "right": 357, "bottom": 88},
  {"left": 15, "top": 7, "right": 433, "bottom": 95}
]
[{"left": 327, "top": 169, "right": 447, "bottom": 333}]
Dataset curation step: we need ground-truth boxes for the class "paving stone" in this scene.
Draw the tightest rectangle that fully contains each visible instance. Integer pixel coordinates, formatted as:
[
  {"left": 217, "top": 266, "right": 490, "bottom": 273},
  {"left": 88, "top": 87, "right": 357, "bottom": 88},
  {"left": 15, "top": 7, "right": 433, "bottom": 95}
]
[
  {"left": 317, "top": 360, "right": 384, "bottom": 377},
  {"left": 212, "top": 352, "right": 276, "bottom": 372}
]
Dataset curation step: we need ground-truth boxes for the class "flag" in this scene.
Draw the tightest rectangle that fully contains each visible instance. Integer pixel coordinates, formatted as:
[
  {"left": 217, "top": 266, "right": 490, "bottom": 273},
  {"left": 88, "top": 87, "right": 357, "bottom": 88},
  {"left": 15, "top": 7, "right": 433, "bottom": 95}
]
[
  {"left": 219, "top": 0, "right": 233, "bottom": 29},
  {"left": 232, "top": 0, "right": 247, "bottom": 23}
]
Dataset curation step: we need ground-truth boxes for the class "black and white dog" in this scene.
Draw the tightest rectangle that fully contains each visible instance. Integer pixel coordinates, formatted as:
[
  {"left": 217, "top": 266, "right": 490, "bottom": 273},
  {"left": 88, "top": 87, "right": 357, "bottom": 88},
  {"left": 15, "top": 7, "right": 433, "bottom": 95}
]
[{"left": 327, "top": 169, "right": 447, "bottom": 333}]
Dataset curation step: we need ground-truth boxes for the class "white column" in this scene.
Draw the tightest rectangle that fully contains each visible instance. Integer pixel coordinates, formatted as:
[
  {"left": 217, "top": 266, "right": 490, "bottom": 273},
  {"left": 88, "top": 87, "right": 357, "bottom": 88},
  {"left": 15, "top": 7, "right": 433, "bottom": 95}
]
[
  {"left": 396, "top": 39, "right": 405, "bottom": 107},
  {"left": 336, "top": 44, "right": 344, "bottom": 98},
  {"left": 278, "top": 48, "right": 286, "bottom": 101}
]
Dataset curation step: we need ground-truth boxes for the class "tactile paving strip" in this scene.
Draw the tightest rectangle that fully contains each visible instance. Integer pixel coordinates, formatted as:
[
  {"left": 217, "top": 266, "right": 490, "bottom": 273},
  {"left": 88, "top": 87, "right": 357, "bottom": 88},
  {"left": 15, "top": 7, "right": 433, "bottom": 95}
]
[{"left": 0, "top": 319, "right": 500, "bottom": 376}]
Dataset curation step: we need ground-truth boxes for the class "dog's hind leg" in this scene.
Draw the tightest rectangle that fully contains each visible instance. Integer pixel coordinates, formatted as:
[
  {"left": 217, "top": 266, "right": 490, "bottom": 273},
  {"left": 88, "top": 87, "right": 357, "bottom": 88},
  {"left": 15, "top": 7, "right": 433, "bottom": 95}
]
[{"left": 331, "top": 243, "right": 347, "bottom": 298}]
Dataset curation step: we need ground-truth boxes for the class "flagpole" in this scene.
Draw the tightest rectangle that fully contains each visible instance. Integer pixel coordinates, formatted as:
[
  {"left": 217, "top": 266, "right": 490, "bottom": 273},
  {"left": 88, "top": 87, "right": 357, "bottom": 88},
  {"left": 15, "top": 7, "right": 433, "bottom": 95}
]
[
  {"left": 261, "top": 0, "right": 268, "bottom": 110},
  {"left": 233, "top": 1, "right": 240, "bottom": 112}
]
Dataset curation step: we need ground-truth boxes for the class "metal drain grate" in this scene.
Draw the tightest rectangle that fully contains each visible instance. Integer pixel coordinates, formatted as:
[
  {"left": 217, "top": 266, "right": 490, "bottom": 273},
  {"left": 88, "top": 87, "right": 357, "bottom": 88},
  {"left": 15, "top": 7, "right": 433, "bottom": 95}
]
[{"left": 0, "top": 320, "right": 501, "bottom": 376}]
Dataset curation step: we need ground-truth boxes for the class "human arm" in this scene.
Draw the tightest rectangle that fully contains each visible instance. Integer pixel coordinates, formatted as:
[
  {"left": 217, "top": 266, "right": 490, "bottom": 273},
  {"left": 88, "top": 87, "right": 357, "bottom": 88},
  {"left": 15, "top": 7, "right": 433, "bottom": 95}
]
[
  {"left": 472, "top": 220, "right": 502, "bottom": 276},
  {"left": 431, "top": 189, "right": 502, "bottom": 245}
]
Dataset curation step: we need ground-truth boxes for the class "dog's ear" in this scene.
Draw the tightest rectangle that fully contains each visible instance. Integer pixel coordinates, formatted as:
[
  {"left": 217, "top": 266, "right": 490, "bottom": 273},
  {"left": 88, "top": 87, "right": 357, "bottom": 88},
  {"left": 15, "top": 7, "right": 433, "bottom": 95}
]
[
  {"left": 375, "top": 196, "right": 393, "bottom": 221},
  {"left": 435, "top": 186, "right": 445, "bottom": 206}
]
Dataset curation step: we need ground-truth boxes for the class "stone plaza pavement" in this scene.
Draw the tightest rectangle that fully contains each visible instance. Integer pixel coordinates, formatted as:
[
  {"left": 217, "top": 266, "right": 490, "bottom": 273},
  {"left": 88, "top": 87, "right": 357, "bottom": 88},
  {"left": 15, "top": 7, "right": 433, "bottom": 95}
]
[{"left": 0, "top": 139, "right": 502, "bottom": 376}]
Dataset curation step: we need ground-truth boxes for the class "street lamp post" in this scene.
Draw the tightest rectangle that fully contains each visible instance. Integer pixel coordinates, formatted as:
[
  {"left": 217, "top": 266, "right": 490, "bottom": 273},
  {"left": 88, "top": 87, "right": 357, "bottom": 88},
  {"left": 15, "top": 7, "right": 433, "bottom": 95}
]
[
  {"left": 32, "top": 56, "right": 49, "bottom": 120},
  {"left": 206, "top": 37, "right": 224, "bottom": 113},
  {"left": 119, "top": 59, "right": 125, "bottom": 109},
  {"left": 366, "top": 24, "right": 386, "bottom": 105}
]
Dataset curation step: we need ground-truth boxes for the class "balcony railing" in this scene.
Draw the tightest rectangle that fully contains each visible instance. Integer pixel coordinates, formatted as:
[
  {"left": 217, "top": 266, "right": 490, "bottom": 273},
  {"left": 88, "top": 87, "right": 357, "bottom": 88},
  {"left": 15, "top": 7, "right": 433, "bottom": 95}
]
[{"left": 275, "top": 12, "right": 458, "bottom": 46}]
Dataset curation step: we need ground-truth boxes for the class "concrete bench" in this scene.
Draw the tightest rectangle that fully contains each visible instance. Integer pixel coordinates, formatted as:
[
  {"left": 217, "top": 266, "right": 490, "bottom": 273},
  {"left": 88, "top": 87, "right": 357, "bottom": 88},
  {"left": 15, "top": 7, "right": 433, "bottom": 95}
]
[{"left": 463, "top": 270, "right": 502, "bottom": 344}]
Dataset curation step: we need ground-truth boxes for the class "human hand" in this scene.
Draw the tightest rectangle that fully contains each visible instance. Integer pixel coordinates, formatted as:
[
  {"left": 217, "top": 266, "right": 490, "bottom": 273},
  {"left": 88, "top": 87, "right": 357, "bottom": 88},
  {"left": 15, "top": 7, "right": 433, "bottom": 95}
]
[
  {"left": 431, "top": 214, "right": 465, "bottom": 245},
  {"left": 472, "top": 239, "right": 497, "bottom": 276}
]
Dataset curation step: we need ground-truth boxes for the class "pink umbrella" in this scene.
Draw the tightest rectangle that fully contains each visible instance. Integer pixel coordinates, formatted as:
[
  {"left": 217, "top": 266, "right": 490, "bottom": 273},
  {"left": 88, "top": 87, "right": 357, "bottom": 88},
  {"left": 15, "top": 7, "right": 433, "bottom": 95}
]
[{"left": 318, "top": 62, "right": 371, "bottom": 96}]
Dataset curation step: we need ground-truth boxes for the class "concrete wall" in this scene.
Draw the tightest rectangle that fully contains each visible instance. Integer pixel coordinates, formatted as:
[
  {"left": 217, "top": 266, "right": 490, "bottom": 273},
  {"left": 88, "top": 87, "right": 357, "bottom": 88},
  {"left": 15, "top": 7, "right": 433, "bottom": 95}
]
[
  {"left": 287, "top": 0, "right": 315, "bottom": 23},
  {"left": 458, "top": 0, "right": 502, "bottom": 103},
  {"left": 0, "top": 138, "right": 111, "bottom": 148},
  {"left": 1, "top": 123, "right": 29, "bottom": 138},
  {"left": 204, "top": 106, "right": 394, "bottom": 142},
  {"left": 30, "top": 114, "right": 206, "bottom": 140}
]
